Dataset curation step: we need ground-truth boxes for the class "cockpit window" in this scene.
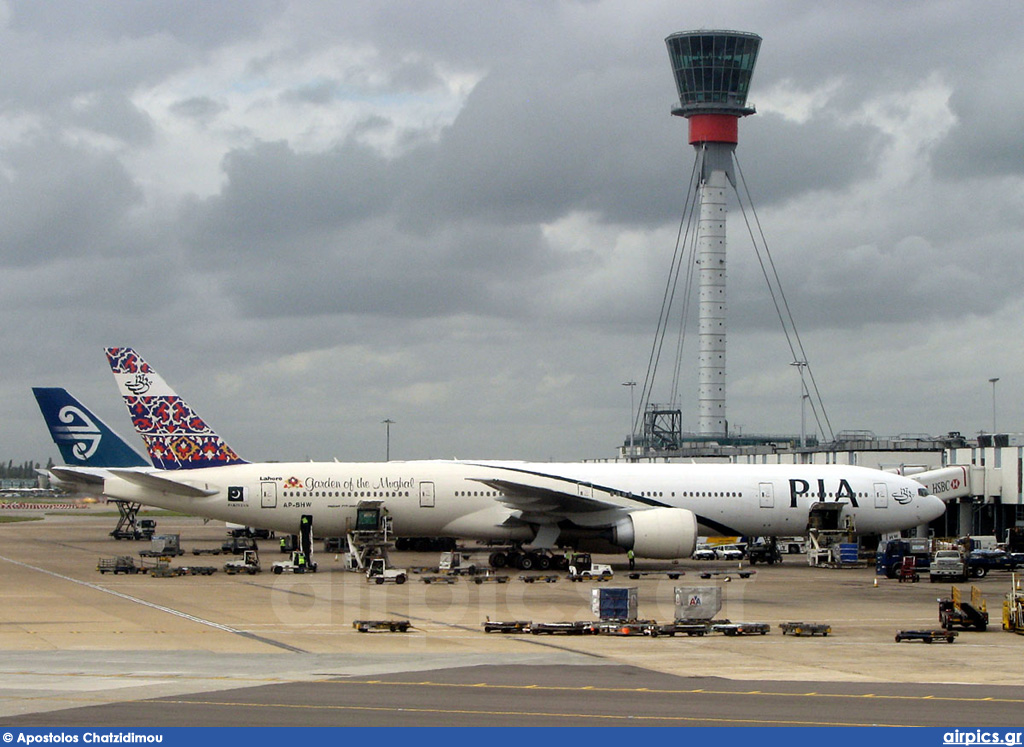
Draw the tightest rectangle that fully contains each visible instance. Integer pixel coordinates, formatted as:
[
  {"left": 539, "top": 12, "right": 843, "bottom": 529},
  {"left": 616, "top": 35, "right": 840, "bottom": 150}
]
[{"left": 918, "top": 488, "right": 928, "bottom": 497}]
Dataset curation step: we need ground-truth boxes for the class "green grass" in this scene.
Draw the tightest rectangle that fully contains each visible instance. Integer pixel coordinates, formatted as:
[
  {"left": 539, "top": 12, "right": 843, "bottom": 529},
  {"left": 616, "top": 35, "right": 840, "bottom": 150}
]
[{"left": 0, "top": 515, "right": 43, "bottom": 523}]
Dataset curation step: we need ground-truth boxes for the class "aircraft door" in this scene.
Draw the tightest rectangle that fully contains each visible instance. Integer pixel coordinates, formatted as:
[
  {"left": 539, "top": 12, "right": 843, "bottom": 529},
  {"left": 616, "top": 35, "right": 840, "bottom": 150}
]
[
  {"left": 758, "top": 482, "right": 774, "bottom": 508},
  {"left": 874, "top": 482, "right": 888, "bottom": 509},
  {"left": 419, "top": 481, "right": 435, "bottom": 508},
  {"left": 261, "top": 481, "right": 277, "bottom": 508}
]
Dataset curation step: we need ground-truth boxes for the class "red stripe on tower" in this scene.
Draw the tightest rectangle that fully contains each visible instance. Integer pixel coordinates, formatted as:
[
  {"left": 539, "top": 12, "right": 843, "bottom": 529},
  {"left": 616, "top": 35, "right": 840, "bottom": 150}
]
[{"left": 687, "top": 114, "right": 740, "bottom": 145}]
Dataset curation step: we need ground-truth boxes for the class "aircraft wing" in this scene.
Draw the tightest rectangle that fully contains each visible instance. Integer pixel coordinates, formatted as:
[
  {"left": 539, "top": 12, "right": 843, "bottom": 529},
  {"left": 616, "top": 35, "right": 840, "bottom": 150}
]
[
  {"left": 472, "top": 478, "right": 623, "bottom": 515},
  {"left": 108, "top": 468, "right": 219, "bottom": 498}
]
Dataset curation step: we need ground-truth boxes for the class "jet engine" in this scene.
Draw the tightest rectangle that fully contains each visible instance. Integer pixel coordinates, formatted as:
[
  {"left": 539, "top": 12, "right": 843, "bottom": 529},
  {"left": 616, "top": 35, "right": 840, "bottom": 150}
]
[{"left": 612, "top": 507, "right": 698, "bottom": 559}]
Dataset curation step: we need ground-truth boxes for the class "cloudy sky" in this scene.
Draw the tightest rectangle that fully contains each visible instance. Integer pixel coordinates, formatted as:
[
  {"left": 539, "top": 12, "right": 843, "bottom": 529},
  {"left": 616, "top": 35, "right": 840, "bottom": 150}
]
[{"left": 3, "top": 0, "right": 1023, "bottom": 465}]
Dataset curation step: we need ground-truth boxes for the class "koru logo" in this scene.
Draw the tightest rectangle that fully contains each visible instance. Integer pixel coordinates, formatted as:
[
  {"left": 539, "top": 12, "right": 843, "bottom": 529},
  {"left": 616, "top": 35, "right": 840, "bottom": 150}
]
[
  {"left": 125, "top": 372, "right": 152, "bottom": 395},
  {"left": 55, "top": 405, "right": 102, "bottom": 461}
]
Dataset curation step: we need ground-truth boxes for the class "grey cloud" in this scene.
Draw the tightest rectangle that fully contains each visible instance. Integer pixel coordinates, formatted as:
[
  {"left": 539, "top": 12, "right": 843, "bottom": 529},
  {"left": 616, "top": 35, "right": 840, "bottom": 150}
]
[{"left": 0, "top": 135, "right": 143, "bottom": 267}]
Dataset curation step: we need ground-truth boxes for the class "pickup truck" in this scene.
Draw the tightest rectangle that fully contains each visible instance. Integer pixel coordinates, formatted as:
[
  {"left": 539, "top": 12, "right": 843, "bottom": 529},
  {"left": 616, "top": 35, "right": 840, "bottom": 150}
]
[
  {"left": 966, "top": 549, "right": 1020, "bottom": 578},
  {"left": 929, "top": 550, "right": 966, "bottom": 583}
]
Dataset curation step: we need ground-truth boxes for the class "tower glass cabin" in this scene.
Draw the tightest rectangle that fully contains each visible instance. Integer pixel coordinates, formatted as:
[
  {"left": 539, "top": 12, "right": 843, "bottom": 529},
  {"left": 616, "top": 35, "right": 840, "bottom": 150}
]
[{"left": 666, "top": 30, "right": 761, "bottom": 118}]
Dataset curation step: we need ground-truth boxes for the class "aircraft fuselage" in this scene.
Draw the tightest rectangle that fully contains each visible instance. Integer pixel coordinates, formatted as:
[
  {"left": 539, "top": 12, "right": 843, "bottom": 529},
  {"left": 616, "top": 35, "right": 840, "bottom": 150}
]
[{"left": 102, "top": 459, "right": 944, "bottom": 547}]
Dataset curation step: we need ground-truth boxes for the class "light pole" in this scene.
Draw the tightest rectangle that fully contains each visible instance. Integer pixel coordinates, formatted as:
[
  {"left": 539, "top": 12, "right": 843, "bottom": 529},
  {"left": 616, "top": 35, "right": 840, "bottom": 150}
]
[
  {"left": 790, "top": 361, "right": 808, "bottom": 448},
  {"left": 989, "top": 378, "right": 999, "bottom": 434},
  {"left": 382, "top": 418, "right": 394, "bottom": 461},
  {"left": 621, "top": 381, "right": 636, "bottom": 458}
]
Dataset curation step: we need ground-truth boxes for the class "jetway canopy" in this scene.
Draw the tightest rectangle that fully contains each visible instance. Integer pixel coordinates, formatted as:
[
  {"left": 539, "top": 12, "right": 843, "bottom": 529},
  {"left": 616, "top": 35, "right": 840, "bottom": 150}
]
[{"left": 910, "top": 466, "right": 974, "bottom": 501}]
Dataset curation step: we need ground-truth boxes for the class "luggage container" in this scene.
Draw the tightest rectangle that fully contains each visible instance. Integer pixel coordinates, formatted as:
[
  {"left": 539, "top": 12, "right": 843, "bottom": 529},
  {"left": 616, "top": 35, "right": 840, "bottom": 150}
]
[
  {"left": 591, "top": 587, "right": 638, "bottom": 621},
  {"left": 674, "top": 586, "right": 722, "bottom": 621}
]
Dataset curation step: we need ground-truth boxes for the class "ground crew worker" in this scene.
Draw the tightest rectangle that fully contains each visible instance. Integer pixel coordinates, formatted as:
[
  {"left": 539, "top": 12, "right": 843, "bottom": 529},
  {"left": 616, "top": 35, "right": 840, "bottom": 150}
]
[{"left": 627, "top": 549, "right": 635, "bottom": 570}]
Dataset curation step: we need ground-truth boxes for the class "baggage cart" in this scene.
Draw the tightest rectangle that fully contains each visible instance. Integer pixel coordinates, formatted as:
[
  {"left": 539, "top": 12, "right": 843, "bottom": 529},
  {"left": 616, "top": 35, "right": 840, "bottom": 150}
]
[{"left": 780, "top": 621, "right": 831, "bottom": 637}]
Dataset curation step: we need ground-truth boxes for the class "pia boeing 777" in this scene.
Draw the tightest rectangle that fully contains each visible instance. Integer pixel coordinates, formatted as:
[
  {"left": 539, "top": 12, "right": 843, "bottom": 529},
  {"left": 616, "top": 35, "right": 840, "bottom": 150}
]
[{"left": 55, "top": 348, "right": 946, "bottom": 559}]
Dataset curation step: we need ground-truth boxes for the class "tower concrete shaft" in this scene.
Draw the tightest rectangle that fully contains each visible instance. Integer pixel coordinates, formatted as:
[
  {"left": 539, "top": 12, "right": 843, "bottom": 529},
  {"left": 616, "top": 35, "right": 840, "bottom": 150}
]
[{"left": 696, "top": 145, "right": 734, "bottom": 435}]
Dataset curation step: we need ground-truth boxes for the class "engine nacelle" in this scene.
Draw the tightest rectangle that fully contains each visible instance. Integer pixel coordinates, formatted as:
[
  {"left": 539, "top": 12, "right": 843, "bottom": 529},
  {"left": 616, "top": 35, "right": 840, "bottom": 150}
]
[{"left": 612, "top": 507, "right": 698, "bottom": 559}]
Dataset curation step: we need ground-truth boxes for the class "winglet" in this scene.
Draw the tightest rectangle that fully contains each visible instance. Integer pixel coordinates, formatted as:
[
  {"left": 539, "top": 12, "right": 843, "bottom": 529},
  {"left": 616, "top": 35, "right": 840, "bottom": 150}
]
[
  {"left": 33, "top": 387, "right": 150, "bottom": 467},
  {"left": 104, "top": 347, "right": 247, "bottom": 470}
]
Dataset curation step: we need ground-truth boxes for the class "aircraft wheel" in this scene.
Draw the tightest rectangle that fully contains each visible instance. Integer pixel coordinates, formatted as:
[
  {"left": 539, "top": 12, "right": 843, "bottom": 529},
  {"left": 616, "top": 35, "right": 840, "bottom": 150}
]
[
  {"left": 535, "top": 555, "right": 551, "bottom": 571},
  {"left": 518, "top": 554, "right": 536, "bottom": 571},
  {"left": 489, "top": 552, "right": 507, "bottom": 568}
]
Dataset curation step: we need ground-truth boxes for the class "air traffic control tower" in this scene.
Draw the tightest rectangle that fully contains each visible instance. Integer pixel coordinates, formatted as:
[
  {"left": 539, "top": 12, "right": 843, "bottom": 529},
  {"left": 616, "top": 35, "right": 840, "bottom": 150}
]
[{"left": 665, "top": 30, "right": 761, "bottom": 437}]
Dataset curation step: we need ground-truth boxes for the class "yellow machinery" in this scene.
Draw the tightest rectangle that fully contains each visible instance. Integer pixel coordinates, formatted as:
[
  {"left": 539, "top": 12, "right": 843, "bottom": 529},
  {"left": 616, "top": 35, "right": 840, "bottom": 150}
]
[{"left": 1002, "top": 573, "right": 1024, "bottom": 634}]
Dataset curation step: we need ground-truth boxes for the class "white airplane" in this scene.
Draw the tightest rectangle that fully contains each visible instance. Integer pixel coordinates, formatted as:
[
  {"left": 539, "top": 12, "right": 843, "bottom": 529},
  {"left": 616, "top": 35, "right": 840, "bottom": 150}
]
[{"left": 80, "top": 347, "right": 944, "bottom": 560}]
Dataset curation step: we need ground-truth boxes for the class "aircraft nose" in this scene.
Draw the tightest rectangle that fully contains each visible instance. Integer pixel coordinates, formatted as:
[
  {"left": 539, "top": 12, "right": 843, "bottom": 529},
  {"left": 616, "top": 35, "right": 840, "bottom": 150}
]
[{"left": 920, "top": 494, "right": 947, "bottom": 523}]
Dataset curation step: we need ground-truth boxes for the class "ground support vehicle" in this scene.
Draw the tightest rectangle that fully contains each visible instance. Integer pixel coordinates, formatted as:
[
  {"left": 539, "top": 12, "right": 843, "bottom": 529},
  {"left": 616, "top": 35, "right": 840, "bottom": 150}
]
[
  {"left": 967, "top": 549, "right": 1020, "bottom": 578},
  {"left": 482, "top": 620, "right": 531, "bottom": 633},
  {"left": 471, "top": 573, "right": 509, "bottom": 585},
  {"left": 439, "top": 551, "right": 485, "bottom": 576},
  {"left": 698, "top": 570, "right": 754, "bottom": 580},
  {"left": 97, "top": 556, "right": 149, "bottom": 574},
  {"left": 340, "top": 502, "right": 395, "bottom": 572},
  {"left": 897, "top": 555, "right": 920, "bottom": 582},
  {"left": 352, "top": 619, "right": 411, "bottom": 633},
  {"left": 224, "top": 550, "right": 261, "bottom": 575},
  {"left": 271, "top": 551, "right": 317, "bottom": 574},
  {"left": 1002, "top": 574, "right": 1024, "bottom": 634},
  {"left": 626, "top": 570, "right": 684, "bottom": 580},
  {"left": 220, "top": 537, "right": 258, "bottom": 555},
  {"left": 746, "top": 539, "right": 783, "bottom": 566},
  {"left": 713, "top": 622, "right": 770, "bottom": 636},
  {"left": 139, "top": 534, "right": 184, "bottom": 558},
  {"left": 876, "top": 538, "right": 931, "bottom": 579},
  {"left": 691, "top": 546, "right": 717, "bottom": 561},
  {"left": 529, "top": 621, "right": 596, "bottom": 635},
  {"left": 780, "top": 622, "right": 831, "bottom": 637},
  {"left": 895, "top": 629, "right": 957, "bottom": 643},
  {"left": 778, "top": 537, "right": 807, "bottom": 555},
  {"left": 929, "top": 549, "right": 967, "bottom": 583},
  {"left": 365, "top": 557, "right": 407, "bottom": 585},
  {"left": 151, "top": 558, "right": 217, "bottom": 577},
  {"left": 673, "top": 621, "right": 713, "bottom": 636},
  {"left": 567, "top": 553, "right": 613, "bottom": 581},
  {"left": 109, "top": 500, "right": 150, "bottom": 540},
  {"left": 228, "top": 526, "right": 273, "bottom": 539},
  {"left": 594, "top": 620, "right": 676, "bottom": 637},
  {"left": 938, "top": 585, "right": 988, "bottom": 631},
  {"left": 421, "top": 575, "right": 458, "bottom": 584},
  {"left": 519, "top": 574, "right": 559, "bottom": 583}
]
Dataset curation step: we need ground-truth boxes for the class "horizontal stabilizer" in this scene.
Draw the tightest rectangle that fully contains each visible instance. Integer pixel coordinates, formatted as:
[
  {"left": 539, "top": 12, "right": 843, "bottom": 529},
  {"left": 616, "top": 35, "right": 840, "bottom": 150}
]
[
  {"left": 49, "top": 465, "right": 108, "bottom": 486},
  {"left": 108, "top": 468, "right": 218, "bottom": 498}
]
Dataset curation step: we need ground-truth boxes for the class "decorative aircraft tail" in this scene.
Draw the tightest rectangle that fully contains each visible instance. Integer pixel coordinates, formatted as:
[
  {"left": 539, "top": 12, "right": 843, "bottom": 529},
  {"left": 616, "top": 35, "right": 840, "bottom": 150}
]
[
  {"left": 104, "top": 347, "right": 248, "bottom": 470},
  {"left": 32, "top": 387, "right": 150, "bottom": 468}
]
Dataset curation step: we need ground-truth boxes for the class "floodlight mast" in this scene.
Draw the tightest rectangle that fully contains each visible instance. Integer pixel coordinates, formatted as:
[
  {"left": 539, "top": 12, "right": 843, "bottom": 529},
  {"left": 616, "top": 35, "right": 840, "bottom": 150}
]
[{"left": 665, "top": 30, "right": 761, "bottom": 437}]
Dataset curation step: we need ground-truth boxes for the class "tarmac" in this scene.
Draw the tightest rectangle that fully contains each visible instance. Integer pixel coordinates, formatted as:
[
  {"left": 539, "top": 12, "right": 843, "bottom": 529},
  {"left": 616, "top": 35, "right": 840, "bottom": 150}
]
[{"left": 2, "top": 509, "right": 1024, "bottom": 726}]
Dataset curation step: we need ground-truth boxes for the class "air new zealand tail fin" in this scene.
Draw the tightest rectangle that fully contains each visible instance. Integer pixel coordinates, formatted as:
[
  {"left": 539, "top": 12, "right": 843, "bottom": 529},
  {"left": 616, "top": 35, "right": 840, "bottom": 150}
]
[
  {"left": 32, "top": 387, "right": 150, "bottom": 468},
  {"left": 104, "top": 347, "right": 248, "bottom": 470}
]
